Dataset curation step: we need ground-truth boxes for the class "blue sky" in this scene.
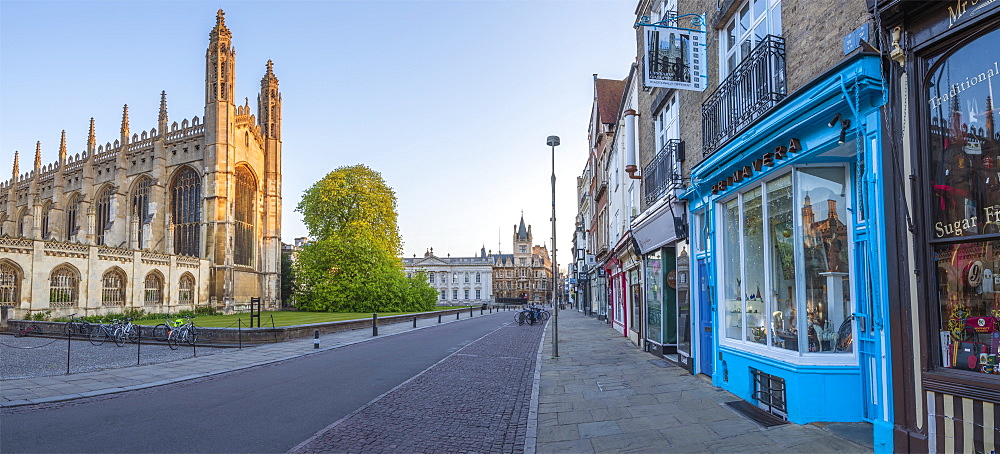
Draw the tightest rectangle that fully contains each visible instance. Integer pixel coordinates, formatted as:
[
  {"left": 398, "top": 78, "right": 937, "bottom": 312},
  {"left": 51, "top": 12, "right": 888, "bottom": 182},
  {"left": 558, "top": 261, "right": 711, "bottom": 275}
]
[{"left": 0, "top": 0, "right": 636, "bottom": 266}]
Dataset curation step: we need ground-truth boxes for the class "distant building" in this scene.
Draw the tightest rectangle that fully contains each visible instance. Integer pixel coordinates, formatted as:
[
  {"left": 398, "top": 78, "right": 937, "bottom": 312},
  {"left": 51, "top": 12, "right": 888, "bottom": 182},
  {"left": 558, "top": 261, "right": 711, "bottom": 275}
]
[
  {"left": 402, "top": 247, "right": 493, "bottom": 306},
  {"left": 491, "top": 215, "right": 553, "bottom": 306}
]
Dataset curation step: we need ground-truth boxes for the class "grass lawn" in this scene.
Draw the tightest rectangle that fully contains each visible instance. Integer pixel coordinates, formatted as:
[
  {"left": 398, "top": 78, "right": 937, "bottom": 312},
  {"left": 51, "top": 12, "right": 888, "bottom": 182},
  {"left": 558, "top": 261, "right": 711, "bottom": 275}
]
[{"left": 133, "top": 306, "right": 471, "bottom": 328}]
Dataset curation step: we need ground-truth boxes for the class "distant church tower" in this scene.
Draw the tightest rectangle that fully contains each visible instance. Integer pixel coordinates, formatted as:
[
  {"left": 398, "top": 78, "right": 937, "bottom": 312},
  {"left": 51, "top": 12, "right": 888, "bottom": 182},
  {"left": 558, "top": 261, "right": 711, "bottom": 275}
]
[{"left": 0, "top": 10, "right": 283, "bottom": 315}]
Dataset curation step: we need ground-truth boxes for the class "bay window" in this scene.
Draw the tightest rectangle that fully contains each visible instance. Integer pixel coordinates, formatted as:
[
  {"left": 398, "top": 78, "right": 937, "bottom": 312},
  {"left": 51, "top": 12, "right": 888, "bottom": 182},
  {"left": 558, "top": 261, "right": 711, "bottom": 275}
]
[{"left": 719, "top": 166, "right": 853, "bottom": 356}]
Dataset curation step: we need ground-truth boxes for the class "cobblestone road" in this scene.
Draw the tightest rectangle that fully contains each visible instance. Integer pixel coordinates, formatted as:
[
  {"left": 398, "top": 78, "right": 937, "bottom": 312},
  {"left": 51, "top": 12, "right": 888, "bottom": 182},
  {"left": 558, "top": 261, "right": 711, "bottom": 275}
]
[{"left": 290, "top": 320, "right": 546, "bottom": 454}]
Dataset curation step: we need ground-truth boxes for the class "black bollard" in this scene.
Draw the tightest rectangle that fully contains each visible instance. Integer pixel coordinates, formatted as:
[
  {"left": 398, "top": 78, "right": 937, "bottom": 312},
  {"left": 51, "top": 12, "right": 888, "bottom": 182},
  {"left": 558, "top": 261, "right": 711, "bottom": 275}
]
[
  {"left": 413, "top": 316, "right": 417, "bottom": 328},
  {"left": 469, "top": 307, "right": 473, "bottom": 318},
  {"left": 373, "top": 313, "right": 378, "bottom": 336},
  {"left": 456, "top": 311, "right": 460, "bottom": 320},
  {"left": 66, "top": 328, "right": 71, "bottom": 375},
  {"left": 314, "top": 329, "right": 320, "bottom": 349},
  {"left": 438, "top": 313, "right": 442, "bottom": 323}
]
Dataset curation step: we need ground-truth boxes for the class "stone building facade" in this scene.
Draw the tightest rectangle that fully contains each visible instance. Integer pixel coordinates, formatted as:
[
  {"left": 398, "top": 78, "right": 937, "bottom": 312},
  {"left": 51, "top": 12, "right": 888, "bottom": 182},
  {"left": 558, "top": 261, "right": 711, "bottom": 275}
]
[
  {"left": 0, "top": 10, "right": 282, "bottom": 317},
  {"left": 492, "top": 216, "right": 553, "bottom": 306},
  {"left": 402, "top": 248, "right": 493, "bottom": 306}
]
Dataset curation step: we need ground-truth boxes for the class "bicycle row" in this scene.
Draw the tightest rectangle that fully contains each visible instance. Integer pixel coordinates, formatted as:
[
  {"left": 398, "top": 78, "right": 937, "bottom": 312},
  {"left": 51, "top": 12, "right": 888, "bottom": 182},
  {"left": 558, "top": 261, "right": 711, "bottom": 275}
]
[
  {"left": 514, "top": 306, "right": 550, "bottom": 326},
  {"left": 59, "top": 313, "right": 200, "bottom": 350}
]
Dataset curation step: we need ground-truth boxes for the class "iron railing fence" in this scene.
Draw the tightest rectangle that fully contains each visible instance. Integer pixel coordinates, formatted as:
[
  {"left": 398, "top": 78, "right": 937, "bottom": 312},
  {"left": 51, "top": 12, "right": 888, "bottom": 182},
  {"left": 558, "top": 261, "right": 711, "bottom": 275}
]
[
  {"left": 702, "top": 35, "right": 787, "bottom": 157},
  {"left": 643, "top": 139, "right": 685, "bottom": 205}
]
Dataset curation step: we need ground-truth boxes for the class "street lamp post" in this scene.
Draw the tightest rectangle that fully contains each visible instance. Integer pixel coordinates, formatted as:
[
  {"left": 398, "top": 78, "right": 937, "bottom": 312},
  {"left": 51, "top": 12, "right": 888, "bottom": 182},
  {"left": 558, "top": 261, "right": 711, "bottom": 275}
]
[{"left": 547, "top": 135, "right": 560, "bottom": 358}]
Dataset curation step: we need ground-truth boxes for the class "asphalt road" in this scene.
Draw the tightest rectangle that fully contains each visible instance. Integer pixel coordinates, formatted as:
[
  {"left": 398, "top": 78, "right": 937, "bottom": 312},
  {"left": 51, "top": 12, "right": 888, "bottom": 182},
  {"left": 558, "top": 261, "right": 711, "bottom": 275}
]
[{"left": 1, "top": 313, "right": 513, "bottom": 454}]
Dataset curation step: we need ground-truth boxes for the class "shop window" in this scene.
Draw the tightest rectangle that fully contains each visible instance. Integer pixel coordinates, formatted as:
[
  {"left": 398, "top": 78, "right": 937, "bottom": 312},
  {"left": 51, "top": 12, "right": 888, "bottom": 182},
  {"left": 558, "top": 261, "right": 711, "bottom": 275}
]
[
  {"left": 924, "top": 26, "right": 1000, "bottom": 376},
  {"left": 719, "top": 167, "right": 852, "bottom": 355},
  {"left": 646, "top": 250, "right": 663, "bottom": 344}
]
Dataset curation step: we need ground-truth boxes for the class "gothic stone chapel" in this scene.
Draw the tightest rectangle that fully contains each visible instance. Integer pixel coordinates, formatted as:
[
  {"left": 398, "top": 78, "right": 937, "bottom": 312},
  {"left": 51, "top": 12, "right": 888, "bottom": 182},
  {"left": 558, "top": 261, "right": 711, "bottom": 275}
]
[{"left": 0, "top": 10, "right": 283, "bottom": 317}]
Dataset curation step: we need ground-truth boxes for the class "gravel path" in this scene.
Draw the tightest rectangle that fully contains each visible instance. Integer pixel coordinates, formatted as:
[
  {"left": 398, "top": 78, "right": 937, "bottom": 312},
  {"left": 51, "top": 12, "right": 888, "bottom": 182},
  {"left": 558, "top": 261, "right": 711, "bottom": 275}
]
[{"left": 0, "top": 334, "right": 233, "bottom": 380}]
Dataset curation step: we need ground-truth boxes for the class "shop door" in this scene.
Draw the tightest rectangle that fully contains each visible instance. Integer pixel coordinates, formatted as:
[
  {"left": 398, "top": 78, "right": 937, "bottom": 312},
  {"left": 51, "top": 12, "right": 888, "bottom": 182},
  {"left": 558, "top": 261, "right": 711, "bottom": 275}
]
[
  {"left": 854, "top": 235, "right": 884, "bottom": 422},
  {"left": 697, "top": 258, "right": 713, "bottom": 376}
]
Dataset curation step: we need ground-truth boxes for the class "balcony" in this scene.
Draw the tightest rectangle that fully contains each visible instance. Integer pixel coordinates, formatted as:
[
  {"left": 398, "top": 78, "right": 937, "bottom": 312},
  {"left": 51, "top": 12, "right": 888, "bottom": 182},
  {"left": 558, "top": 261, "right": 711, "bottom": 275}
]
[
  {"left": 702, "top": 35, "right": 787, "bottom": 157},
  {"left": 643, "top": 139, "right": 685, "bottom": 205}
]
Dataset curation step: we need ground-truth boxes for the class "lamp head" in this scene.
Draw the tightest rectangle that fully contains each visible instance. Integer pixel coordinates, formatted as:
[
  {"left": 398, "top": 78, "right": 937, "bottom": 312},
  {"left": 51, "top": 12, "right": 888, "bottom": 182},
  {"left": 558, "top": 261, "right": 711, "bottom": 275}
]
[{"left": 547, "top": 135, "right": 561, "bottom": 147}]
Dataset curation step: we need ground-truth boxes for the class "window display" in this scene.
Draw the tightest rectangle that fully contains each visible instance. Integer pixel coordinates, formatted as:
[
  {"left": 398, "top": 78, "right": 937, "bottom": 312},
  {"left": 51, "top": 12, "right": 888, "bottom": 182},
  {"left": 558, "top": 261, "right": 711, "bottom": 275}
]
[
  {"left": 646, "top": 250, "right": 663, "bottom": 344},
  {"left": 718, "top": 167, "right": 853, "bottom": 355},
  {"left": 925, "top": 26, "right": 1000, "bottom": 376}
]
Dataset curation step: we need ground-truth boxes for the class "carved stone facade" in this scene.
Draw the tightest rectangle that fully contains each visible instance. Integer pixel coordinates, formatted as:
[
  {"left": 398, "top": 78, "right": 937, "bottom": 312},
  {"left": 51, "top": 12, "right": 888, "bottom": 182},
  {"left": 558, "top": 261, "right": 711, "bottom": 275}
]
[
  {"left": 492, "top": 216, "right": 553, "bottom": 305},
  {"left": 0, "top": 10, "right": 282, "bottom": 317}
]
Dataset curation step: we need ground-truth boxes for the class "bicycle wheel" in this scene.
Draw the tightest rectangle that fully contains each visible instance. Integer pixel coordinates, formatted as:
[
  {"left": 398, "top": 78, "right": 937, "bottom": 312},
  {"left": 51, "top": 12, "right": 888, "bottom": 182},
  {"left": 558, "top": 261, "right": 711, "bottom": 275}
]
[
  {"left": 112, "top": 328, "right": 126, "bottom": 347},
  {"left": 64, "top": 322, "right": 74, "bottom": 336},
  {"left": 89, "top": 328, "right": 108, "bottom": 346},
  {"left": 516, "top": 312, "right": 526, "bottom": 325},
  {"left": 186, "top": 327, "right": 199, "bottom": 345},
  {"left": 152, "top": 324, "right": 169, "bottom": 342},
  {"left": 126, "top": 325, "right": 139, "bottom": 343},
  {"left": 539, "top": 311, "right": 550, "bottom": 322},
  {"left": 167, "top": 330, "right": 180, "bottom": 350}
]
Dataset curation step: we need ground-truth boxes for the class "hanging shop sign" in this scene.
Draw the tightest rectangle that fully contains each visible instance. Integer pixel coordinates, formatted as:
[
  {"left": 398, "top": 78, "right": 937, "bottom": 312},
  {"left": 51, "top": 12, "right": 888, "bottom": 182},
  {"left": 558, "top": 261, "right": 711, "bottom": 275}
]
[
  {"left": 636, "top": 13, "right": 707, "bottom": 92},
  {"left": 711, "top": 138, "right": 802, "bottom": 195}
]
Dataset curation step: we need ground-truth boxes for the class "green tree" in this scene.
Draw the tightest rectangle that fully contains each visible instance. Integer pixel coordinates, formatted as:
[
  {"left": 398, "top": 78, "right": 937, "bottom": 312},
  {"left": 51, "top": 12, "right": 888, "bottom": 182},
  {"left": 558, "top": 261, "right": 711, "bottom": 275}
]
[
  {"left": 280, "top": 251, "right": 295, "bottom": 306},
  {"left": 294, "top": 164, "right": 436, "bottom": 312}
]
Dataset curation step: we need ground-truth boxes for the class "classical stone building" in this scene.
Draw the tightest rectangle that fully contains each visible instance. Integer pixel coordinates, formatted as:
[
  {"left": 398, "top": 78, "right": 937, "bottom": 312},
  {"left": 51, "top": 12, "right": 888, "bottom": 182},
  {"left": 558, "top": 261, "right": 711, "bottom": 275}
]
[
  {"left": 492, "top": 216, "right": 552, "bottom": 306},
  {"left": 0, "top": 10, "right": 282, "bottom": 317},
  {"left": 402, "top": 247, "right": 493, "bottom": 306}
]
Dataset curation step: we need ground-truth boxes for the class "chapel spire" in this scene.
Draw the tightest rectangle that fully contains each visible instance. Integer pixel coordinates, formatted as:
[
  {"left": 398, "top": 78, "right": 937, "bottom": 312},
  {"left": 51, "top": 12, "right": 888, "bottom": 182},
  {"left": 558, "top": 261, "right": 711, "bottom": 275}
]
[
  {"left": 11, "top": 151, "right": 19, "bottom": 180},
  {"left": 258, "top": 59, "right": 282, "bottom": 139},
  {"left": 59, "top": 130, "right": 67, "bottom": 163},
  {"left": 34, "top": 142, "right": 42, "bottom": 170},
  {"left": 120, "top": 104, "right": 130, "bottom": 143},
  {"left": 87, "top": 117, "right": 96, "bottom": 152},
  {"left": 158, "top": 91, "right": 168, "bottom": 133},
  {"left": 206, "top": 9, "right": 235, "bottom": 105}
]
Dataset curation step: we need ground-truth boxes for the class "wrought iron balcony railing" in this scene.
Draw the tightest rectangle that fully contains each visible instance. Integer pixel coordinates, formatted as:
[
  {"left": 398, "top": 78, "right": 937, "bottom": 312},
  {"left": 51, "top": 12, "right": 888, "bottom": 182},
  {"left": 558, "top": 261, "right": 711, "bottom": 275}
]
[
  {"left": 702, "top": 35, "right": 786, "bottom": 157},
  {"left": 643, "top": 139, "right": 685, "bottom": 205}
]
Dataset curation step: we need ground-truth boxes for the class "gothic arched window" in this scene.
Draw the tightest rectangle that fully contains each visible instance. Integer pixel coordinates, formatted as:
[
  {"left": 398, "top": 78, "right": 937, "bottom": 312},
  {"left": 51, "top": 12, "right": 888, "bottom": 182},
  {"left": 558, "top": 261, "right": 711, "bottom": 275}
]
[
  {"left": 130, "top": 177, "right": 152, "bottom": 248},
  {"left": 101, "top": 268, "right": 126, "bottom": 307},
  {"left": 0, "top": 261, "right": 21, "bottom": 306},
  {"left": 40, "top": 201, "right": 52, "bottom": 240},
  {"left": 234, "top": 166, "right": 256, "bottom": 267},
  {"left": 144, "top": 272, "right": 163, "bottom": 306},
  {"left": 95, "top": 186, "right": 114, "bottom": 246},
  {"left": 16, "top": 209, "right": 27, "bottom": 237},
  {"left": 179, "top": 273, "right": 195, "bottom": 305},
  {"left": 49, "top": 265, "right": 79, "bottom": 307},
  {"left": 65, "top": 193, "right": 80, "bottom": 240},
  {"left": 171, "top": 167, "right": 201, "bottom": 257}
]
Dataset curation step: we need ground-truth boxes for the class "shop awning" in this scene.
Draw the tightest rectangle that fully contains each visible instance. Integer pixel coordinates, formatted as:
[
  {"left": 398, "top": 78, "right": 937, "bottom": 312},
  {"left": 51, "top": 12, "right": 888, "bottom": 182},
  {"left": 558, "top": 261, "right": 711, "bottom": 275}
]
[{"left": 632, "top": 203, "right": 681, "bottom": 254}]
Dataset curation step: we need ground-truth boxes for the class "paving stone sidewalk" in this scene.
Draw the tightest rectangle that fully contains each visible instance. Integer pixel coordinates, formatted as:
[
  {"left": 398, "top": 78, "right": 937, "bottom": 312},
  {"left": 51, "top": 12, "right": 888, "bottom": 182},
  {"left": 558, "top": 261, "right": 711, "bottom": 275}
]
[
  {"left": 533, "top": 310, "right": 874, "bottom": 454},
  {"left": 0, "top": 309, "right": 509, "bottom": 407},
  {"left": 289, "top": 320, "right": 547, "bottom": 454}
]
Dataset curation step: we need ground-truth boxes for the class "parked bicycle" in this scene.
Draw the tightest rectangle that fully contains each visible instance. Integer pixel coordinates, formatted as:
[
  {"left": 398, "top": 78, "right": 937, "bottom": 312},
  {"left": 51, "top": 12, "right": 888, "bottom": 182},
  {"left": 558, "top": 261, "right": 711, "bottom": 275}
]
[
  {"left": 14, "top": 324, "right": 43, "bottom": 337},
  {"left": 515, "top": 305, "right": 550, "bottom": 326},
  {"left": 116, "top": 317, "right": 139, "bottom": 344},
  {"left": 152, "top": 317, "right": 184, "bottom": 342},
  {"left": 167, "top": 316, "right": 198, "bottom": 350},
  {"left": 89, "top": 319, "right": 128, "bottom": 347},
  {"left": 64, "top": 313, "right": 93, "bottom": 337}
]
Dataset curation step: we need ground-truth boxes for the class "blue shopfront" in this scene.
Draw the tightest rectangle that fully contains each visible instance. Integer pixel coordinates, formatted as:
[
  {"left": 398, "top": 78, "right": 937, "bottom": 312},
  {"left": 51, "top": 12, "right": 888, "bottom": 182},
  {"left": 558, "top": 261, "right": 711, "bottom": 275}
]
[{"left": 685, "top": 54, "right": 894, "bottom": 449}]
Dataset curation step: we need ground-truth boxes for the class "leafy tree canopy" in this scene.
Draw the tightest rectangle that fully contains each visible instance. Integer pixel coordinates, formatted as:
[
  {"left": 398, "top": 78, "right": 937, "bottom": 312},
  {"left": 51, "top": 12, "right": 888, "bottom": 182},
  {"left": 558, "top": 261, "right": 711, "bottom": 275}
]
[{"left": 293, "top": 164, "right": 435, "bottom": 312}]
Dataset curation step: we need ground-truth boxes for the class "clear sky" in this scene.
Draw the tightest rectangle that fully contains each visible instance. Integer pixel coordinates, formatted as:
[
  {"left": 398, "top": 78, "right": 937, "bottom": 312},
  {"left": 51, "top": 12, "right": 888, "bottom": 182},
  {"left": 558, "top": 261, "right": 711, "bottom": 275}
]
[{"left": 0, "top": 0, "right": 636, "bottom": 266}]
